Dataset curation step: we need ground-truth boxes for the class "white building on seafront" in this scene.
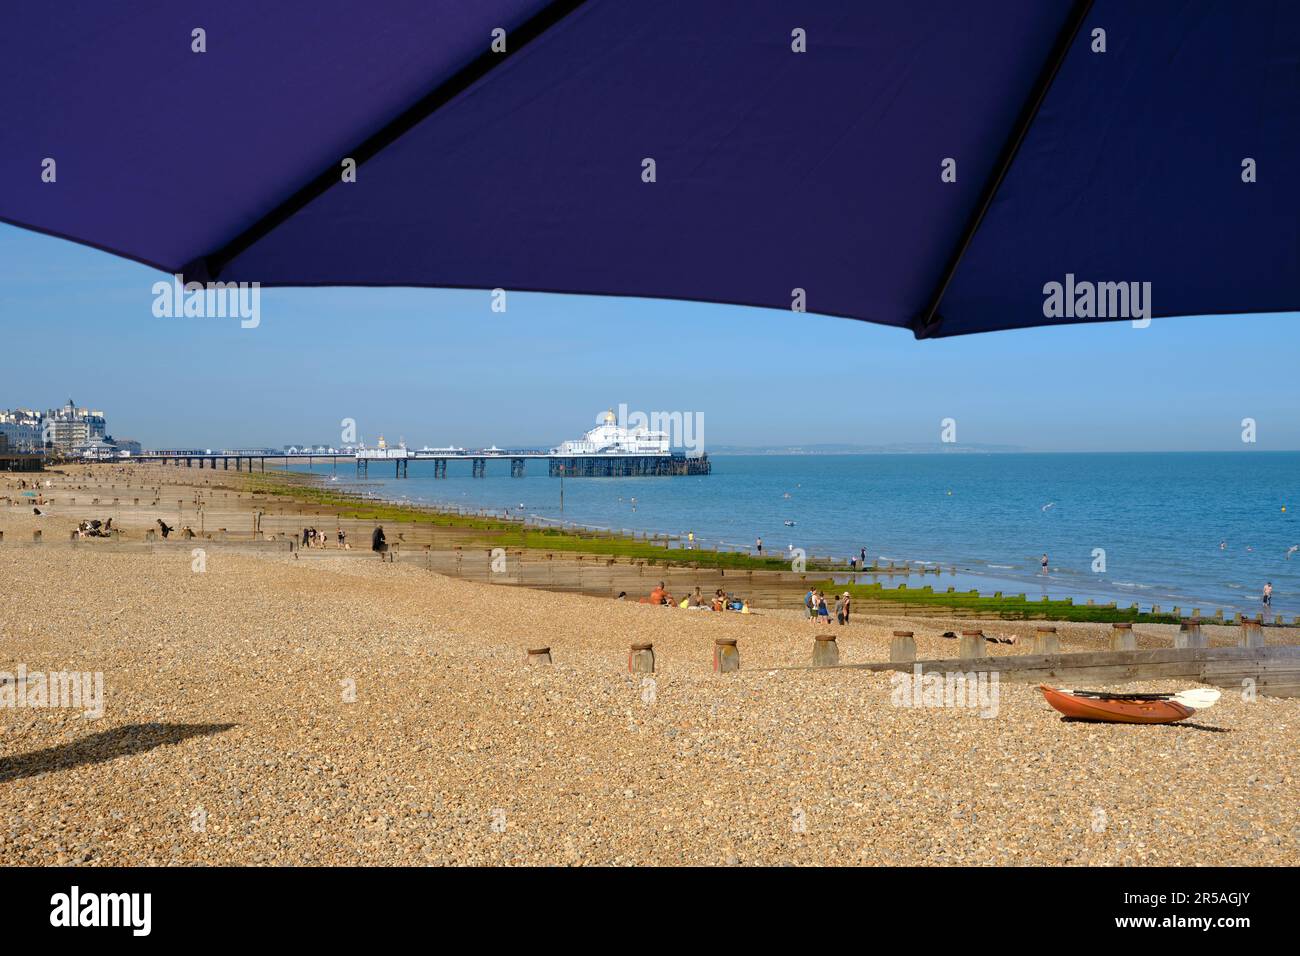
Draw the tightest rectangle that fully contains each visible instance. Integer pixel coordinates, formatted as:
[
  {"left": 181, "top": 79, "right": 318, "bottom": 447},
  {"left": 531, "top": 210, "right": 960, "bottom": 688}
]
[
  {"left": 45, "top": 398, "right": 107, "bottom": 452},
  {"left": 1, "top": 399, "right": 111, "bottom": 454},
  {"left": 0, "top": 408, "right": 43, "bottom": 452},
  {"left": 552, "top": 409, "right": 670, "bottom": 456}
]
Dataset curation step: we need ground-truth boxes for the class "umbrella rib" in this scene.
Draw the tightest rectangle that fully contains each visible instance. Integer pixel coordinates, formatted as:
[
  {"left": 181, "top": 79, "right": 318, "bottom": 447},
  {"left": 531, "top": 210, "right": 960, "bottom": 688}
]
[
  {"left": 912, "top": 0, "right": 1095, "bottom": 340},
  {"left": 186, "top": 0, "right": 590, "bottom": 281}
]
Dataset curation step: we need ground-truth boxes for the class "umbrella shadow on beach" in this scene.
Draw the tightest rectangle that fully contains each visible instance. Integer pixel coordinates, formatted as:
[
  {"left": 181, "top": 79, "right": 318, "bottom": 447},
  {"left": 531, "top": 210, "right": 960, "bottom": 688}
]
[
  {"left": 0, "top": 722, "right": 237, "bottom": 784},
  {"left": 1059, "top": 717, "right": 1231, "bottom": 734}
]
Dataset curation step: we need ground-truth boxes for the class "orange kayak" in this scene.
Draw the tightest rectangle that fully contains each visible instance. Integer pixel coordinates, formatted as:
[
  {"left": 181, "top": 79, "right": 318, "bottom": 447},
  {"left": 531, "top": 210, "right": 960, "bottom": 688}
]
[{"left": 1039, "top": 684, "right": 1197, "bottom": 723}]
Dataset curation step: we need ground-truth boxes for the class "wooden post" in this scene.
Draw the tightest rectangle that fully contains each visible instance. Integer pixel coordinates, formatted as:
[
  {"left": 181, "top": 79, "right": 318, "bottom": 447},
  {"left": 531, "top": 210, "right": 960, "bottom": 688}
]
[
  {"left": 889, "top": 630, "right": 916, "bottom": 663},
  {"left": 1176, "top": 618, "right": 1206, "bottom": 649},
  {"left": 526, "top": 647, "right": 552, "bottom": 666},
  {"left": 1239, "top": 616, "right": 1264, "bottom": 649},
  {"left": 1033, "top": 625, "right": 1060, "bottom": 655},
  {"left": 812, "top": 635, "right": 839, "bottom": 667},
  {"left": 713, "top": 638, "right": 740, "bottom": 673},
  {"left": 629, "top": 643, "right": 655, "bottom": 674},
  {"left": 959, "top": 630, "right": 984, "bottom": 659},
  {"left": 1110, "top": 622, "right": 1136, "bottom": 651}
]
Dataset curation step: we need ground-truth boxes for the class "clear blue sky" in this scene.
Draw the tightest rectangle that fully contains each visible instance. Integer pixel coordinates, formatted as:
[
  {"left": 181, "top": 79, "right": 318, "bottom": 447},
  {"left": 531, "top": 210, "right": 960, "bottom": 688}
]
[{"left": 2, "top": 223, "right": 1296, "bottom": 452}]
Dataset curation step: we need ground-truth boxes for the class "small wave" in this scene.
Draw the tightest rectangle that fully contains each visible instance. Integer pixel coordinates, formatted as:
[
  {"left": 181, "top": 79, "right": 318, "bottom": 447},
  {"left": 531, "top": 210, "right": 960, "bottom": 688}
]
[
  {"left": 1113, "top": 581, "right": 1153, "bottom": 589},
  {"left": 987, "top": 564, "right": 1015, "bottom": 570}
]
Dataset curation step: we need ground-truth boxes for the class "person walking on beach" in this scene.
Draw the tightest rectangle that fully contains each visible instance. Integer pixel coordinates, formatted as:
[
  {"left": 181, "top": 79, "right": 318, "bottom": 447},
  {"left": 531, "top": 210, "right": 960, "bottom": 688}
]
[
  {"left": 371, "top": 525, "right": 387, "bottom": 557},
  {"left": 157, "top": 518, "right": 172, "bottom": 539},
  {"left": 804, "top": 587, "right": 815, "bottom": 621},
  {"left": 817, "top": 590, "right": 831, "bottom": 624},
  {"left": 755, "top": 537, "right": 762, "bottom": 556},
  {"left": 1041, "top": 553, "right": 1049, "bottom": 574},
  {"left": 860, "top": 547, "right": 867, "bottom": 569},
  {"left": 1263, "top": 581, "right": 1273, "bottom": 614},
  {"left": 841, "top": 591, "right": 851, "bottom": 625},
  {"left": 687, "top": 531, "right": 694, "bottom": 550},
  {"left": 338, "top": 528, "right": 346, "bottom": 549},
  {"left": 834, "top": 593, "right": 846, "bottom": 625}
]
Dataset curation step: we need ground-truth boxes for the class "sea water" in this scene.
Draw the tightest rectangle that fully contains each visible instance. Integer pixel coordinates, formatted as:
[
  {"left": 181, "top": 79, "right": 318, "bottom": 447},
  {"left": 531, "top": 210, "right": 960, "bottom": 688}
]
[{"left": 296, "top": 452, "right": 1299, "bottom": 616}]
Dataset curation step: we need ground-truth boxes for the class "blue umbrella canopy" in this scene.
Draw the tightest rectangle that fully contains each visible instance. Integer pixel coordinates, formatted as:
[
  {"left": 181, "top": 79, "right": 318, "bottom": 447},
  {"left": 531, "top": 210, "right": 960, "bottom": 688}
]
[{"left": 2, "top": 1, "right": 1295, "bottom": 336}]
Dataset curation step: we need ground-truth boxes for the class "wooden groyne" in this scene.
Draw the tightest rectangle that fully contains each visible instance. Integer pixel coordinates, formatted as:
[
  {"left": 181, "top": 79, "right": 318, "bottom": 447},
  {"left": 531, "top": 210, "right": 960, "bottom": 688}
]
[{"left": 821, "top": 645, "right": 1300, "bottom": 698}]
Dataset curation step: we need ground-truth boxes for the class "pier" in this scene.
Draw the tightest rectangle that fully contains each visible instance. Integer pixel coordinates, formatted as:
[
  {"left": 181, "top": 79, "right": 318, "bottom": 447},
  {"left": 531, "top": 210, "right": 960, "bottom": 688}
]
[
  {"left": 353, "top": 448, "right": 710, "bottom": 479},
  {"left": 57, "top": 409, "right": 713, "bottom": 479},
  {"left": 0, "top": 450, "right": 44, "bottom": 472},
  {"left": 108, "top": 451, "right": 340, "bottom": 474},
  {"left": 99, "top": 449, "right": 711, "bottom": 479},
  {"left": 0, "top": 435, "right": 45, "bottom": 472}
]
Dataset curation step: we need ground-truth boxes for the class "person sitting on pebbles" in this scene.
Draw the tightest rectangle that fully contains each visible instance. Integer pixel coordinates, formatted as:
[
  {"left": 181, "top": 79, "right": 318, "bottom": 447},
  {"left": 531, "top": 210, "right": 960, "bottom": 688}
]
[{"left": 648, "top": 582, "right": 675, "bottom": 606}]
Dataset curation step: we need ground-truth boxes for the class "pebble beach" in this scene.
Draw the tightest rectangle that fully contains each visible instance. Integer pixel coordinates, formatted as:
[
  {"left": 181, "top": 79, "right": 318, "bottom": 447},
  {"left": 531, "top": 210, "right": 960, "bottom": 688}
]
[{"left": 1, "top": 466, "right": 1296, "bottom": 866}]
